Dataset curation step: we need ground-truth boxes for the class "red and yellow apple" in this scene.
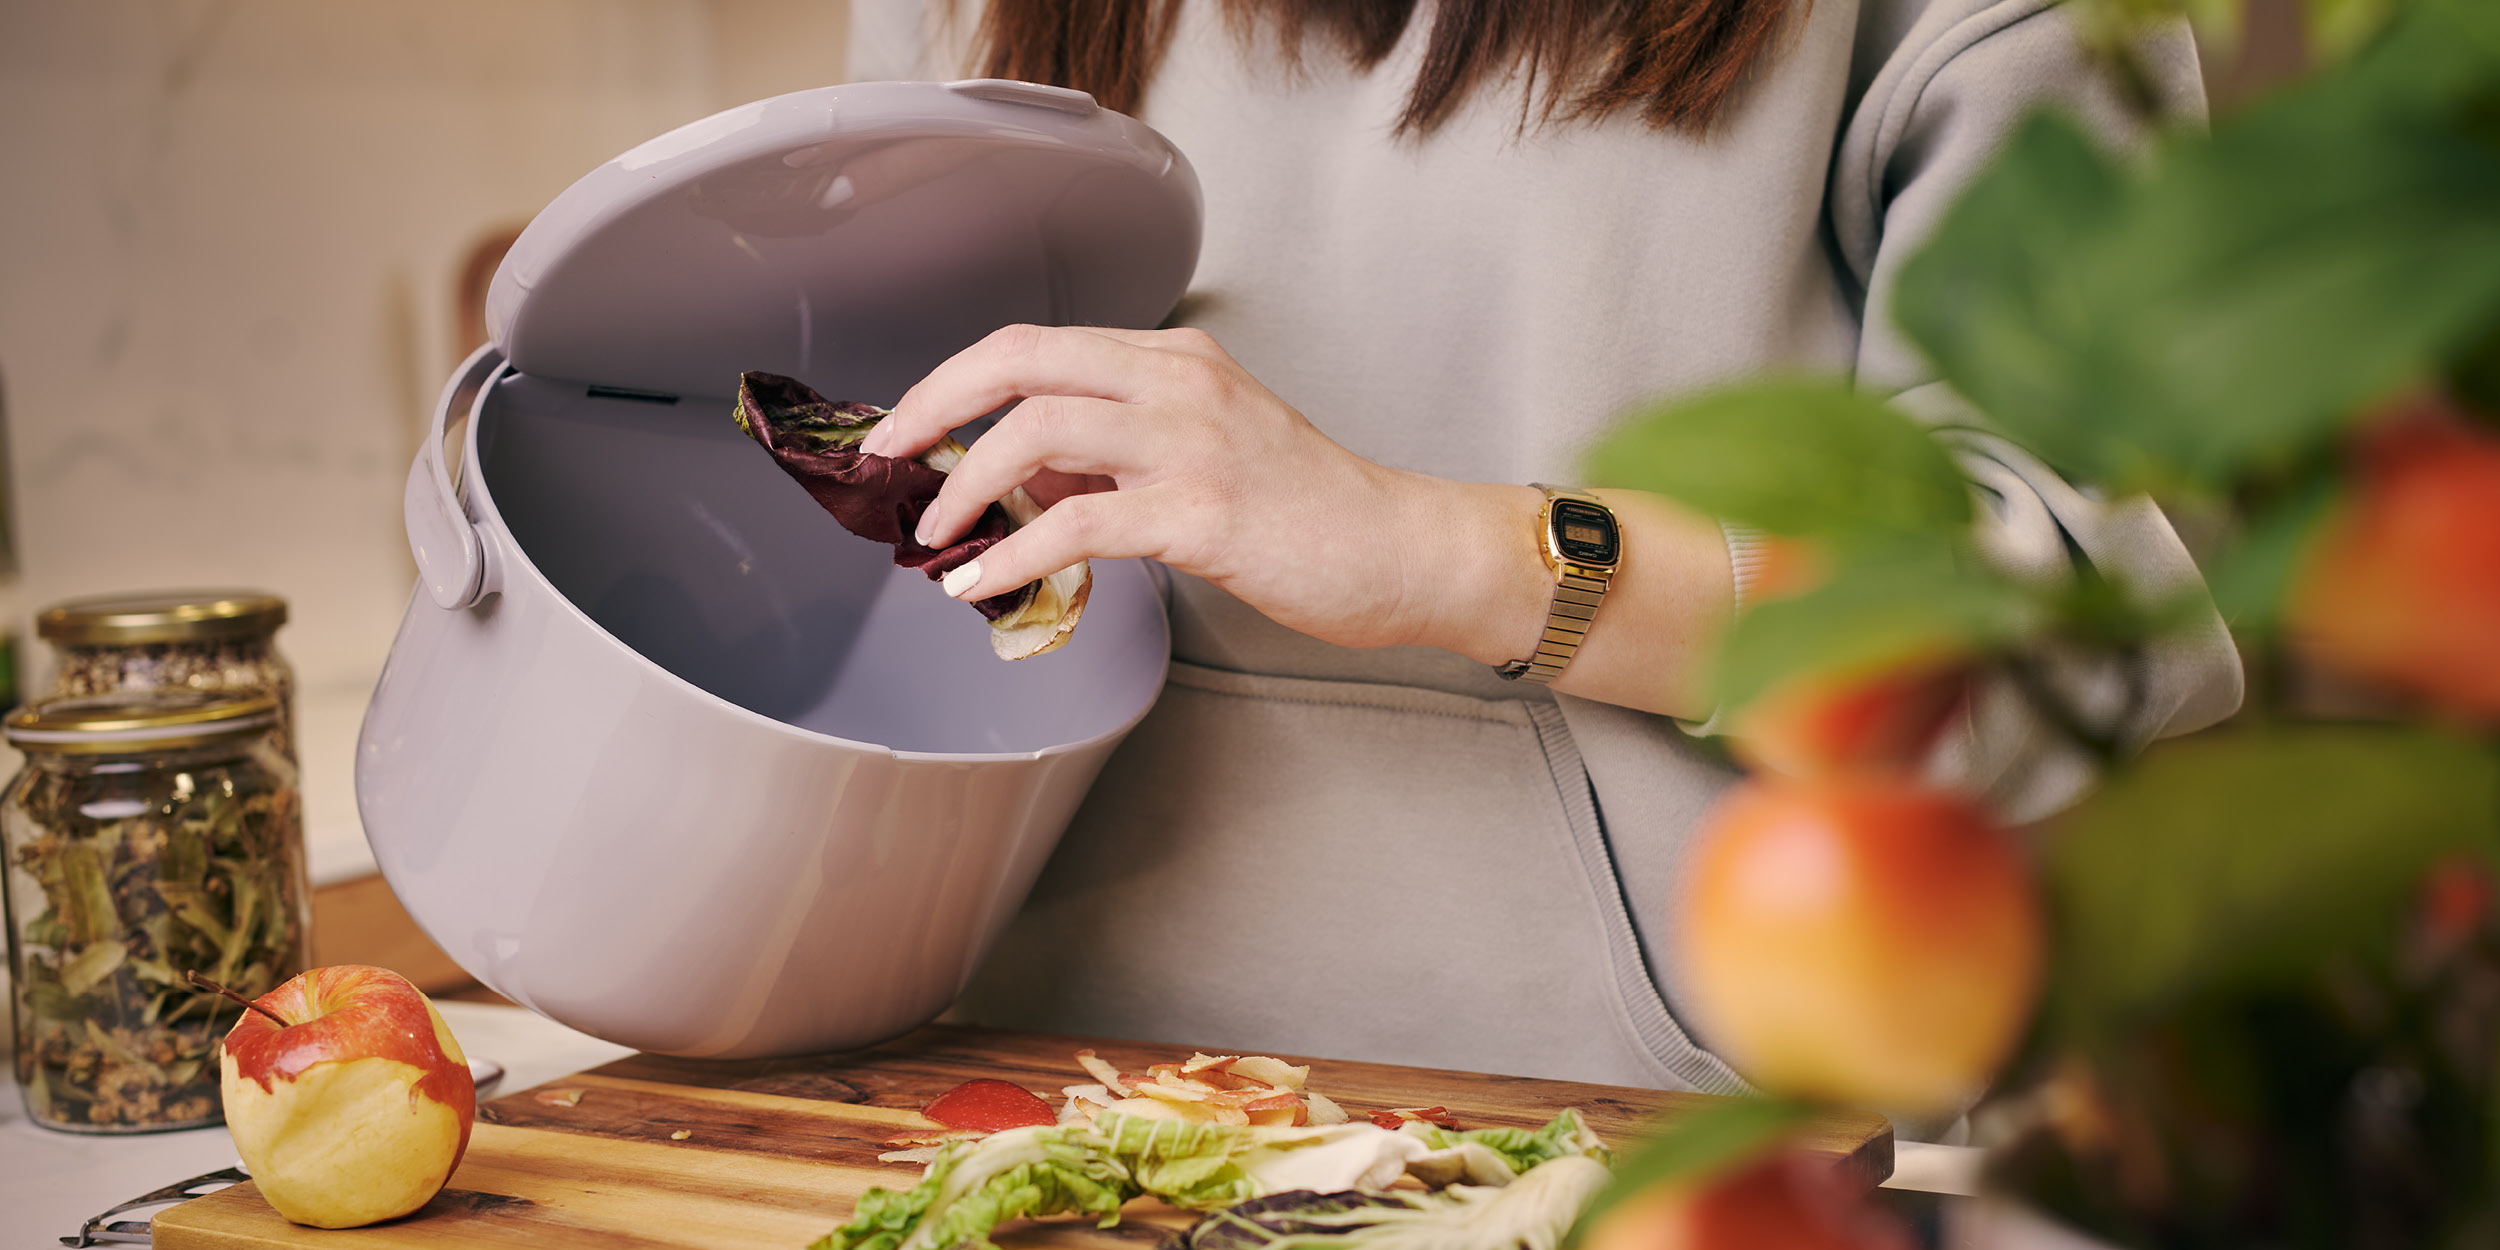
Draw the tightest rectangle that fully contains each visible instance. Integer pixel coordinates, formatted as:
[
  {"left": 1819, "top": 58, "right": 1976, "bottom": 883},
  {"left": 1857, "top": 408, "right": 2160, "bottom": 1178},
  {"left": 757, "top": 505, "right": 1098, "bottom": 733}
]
[
  {"left": 1579, "top": 1144, "right": 1912, "bottom": 1250},
  {"left": 1675, "top": 778, "right": 2042, "bottom": 1116},
  {"left": 2289, "top": 394, "right": 2500, "bottom": 723},
  {"left": 1730, "top": 657, "right": 1971, "bottom": 781},
  {"left": 217, "top": 965, "right": 476, "bottom": 1228}
]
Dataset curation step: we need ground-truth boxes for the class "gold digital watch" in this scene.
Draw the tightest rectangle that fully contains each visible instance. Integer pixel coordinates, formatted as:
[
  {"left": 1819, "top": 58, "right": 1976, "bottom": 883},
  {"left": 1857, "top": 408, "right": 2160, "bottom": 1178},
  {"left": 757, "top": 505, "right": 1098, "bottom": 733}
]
[{"left": 1496, "top": 484, "right": 1620, "bottom": 684}]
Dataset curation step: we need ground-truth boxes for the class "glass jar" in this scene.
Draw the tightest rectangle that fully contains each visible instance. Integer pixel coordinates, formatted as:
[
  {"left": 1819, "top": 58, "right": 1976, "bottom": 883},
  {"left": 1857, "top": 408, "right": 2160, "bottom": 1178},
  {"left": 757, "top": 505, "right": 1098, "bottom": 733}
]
[
  {"left": 1, "top": 690, "right": 307, "bottom": 1133},
  {"left": 37, "top": 591, "right": 295, "bottom": 761}
]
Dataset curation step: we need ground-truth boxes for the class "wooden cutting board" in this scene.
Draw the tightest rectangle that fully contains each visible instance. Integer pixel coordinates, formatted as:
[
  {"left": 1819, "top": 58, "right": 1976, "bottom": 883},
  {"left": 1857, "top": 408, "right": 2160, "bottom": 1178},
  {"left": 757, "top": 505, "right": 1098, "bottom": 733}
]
[{"left": 152, "top": 1024, "right": 1892, "bottom": 1250}]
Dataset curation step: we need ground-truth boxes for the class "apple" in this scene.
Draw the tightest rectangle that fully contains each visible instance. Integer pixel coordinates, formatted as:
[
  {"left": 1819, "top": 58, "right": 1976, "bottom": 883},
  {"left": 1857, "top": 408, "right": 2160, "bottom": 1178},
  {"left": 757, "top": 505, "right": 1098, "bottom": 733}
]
[
  {"left": 1730, "top": 657, "right": 1971, "bottom": 781},
  {"left": 2289, "top": 394, "right": 2500, "bottom": 723},
  {"left": 1579, "top": 1144, "right": 1912, "bottom": 1250},
  {"left": 1674, "top": 778, "right": 2042, "bottom": 1116},
  {"left": 216, "top": 965, "right": 477, "bottom": 1228}
]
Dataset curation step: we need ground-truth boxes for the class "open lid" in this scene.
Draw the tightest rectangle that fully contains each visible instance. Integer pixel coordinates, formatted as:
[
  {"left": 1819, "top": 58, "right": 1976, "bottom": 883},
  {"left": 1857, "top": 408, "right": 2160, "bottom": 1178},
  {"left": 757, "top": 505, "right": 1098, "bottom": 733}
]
[{"left": 486, "top": 80, "right": 1201, "bottom": 403}]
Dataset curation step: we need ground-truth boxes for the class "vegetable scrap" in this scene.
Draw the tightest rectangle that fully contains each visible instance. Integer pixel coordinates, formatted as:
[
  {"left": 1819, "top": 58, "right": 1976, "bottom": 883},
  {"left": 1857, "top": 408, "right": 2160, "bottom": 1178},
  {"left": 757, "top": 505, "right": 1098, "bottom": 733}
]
[
  {"left": 823, "top": 1048, "right": 1613, "bottom": 1250},
  {"left": 1369, "top": 1107, "right": 1458, "bottom": 1131},
  {"left": 671, "top": 1129, "right": 693, "bottom": 1141},
  {"left": 1184, "top": 1157, "right": 1614, "bottom": 1250},
  {"left": 730, "top": 371, "right": 1091, "bottom": 660},
  {"left": 534, "top": 1088, "right": 587, "bottom": 1107},
  {"left": 923, "top": 1078, "right": 1059, "bottom": 1133},
  {"left": 1059, "top": 1049, "right": 1346, "bottom": 1130}
]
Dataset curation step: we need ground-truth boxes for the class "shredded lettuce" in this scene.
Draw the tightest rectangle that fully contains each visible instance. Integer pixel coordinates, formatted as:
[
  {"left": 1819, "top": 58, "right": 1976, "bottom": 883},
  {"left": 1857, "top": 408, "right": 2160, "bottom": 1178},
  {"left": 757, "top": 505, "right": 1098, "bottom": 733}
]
[
  {"left": 1183, "top": 1157, "right": 1615, "bottom": 1250},
  {"left": 1397, "top": 1109, "right": 1612, "bottom": 1186},
  {"left": 1096, "top": 1113, "right": 1423, "bottom": 1207},
  {"left": 813, "top": 1110, "right": 1611, "bottom": 1250},
  {"left": 811, "top": 1127, "right": 1135, "bottom": 1250}
]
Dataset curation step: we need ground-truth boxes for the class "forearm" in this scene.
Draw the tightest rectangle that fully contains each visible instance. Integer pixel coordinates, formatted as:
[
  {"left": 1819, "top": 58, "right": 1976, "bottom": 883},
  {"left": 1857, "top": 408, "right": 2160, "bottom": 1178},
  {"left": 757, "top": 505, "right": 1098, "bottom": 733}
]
[{"left": 1396, "top": 476, "right": 1733, "bottom": 720}]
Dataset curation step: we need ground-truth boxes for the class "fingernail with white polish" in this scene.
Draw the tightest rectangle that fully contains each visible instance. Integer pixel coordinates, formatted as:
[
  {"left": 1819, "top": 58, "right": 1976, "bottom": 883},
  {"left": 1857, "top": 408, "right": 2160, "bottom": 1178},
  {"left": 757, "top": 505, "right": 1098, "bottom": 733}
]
[{"left": 941, "top": 561, "right": 982, "bottom": 599}]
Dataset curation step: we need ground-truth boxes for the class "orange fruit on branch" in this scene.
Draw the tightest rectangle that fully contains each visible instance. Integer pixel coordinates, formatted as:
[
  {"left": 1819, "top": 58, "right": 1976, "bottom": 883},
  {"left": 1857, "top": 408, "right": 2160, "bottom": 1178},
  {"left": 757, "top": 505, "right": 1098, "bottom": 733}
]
[
  {"left": 1580, "top": 1143, "right": 1912, "bottom": 1250},
  {"left": 2290, "top": 393, "right": 2500, "bottom": 723},
  {"left": 1730, "top": 657, "right": 1972, "bottom": 782},
  {"left": 1675, "top": 778, "right": 2042, "bottom": 1116}
]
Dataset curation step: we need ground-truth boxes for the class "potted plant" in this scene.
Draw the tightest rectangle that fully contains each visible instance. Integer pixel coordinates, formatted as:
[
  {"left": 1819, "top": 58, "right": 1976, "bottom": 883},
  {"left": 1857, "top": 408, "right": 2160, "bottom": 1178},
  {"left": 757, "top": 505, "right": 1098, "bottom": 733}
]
[{"left": 1574, "top": 0, "right": 2500, "bottom": 1244}]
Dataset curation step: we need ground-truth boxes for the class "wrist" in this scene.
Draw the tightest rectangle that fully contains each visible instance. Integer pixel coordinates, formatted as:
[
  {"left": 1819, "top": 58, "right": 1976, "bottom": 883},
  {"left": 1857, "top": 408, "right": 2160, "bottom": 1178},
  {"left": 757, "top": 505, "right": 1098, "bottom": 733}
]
[{"left": 1391, "top": 475, "right": 1552, "bottom": 665}]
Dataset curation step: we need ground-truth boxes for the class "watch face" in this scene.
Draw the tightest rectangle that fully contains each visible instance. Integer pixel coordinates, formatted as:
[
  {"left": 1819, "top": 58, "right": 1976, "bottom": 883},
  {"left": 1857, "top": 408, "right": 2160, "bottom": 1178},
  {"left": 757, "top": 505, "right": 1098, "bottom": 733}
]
[{"left": 1550, "top": 498, "right": 1619, "bottom": 566}]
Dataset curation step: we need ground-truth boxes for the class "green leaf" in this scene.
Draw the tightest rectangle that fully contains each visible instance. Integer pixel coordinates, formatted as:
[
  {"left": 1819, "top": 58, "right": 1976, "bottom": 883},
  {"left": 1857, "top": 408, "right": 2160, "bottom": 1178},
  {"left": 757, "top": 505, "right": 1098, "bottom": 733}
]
[
  {"left": 2204, "top": 476, "right": 2340, "bottom": 630},
  {"left": 1891, "top": 113, "right": 2134, "bottom": 486},
  {"left": 1586, "top": 380, "right": 1973, "bottom": 539},
  {"left": 2045, "top": 724, "right": 2500, "bottom": 1033},
  {"left": 2304, "top": 0, "right": 2399, "bottom": 62},
  {"left": 1713, "top": 553, "right": 2036, "bottom": 711},
  {"left": 1897, "top": 4, "right": 2500, "bottom": 496},
  {"left": 1567, "top": 1099, "right": 1809, "bottom": 1244}
]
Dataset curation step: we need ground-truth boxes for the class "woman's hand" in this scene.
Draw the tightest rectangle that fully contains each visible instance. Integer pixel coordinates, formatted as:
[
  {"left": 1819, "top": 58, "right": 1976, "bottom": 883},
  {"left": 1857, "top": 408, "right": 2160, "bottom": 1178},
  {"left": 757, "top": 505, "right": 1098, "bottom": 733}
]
[
  {"left": 862, "top": 323, "right": 1734, "bottom": 717},
  {"left": 862, "top": 323, "right": 1483, "bottom": 651}
]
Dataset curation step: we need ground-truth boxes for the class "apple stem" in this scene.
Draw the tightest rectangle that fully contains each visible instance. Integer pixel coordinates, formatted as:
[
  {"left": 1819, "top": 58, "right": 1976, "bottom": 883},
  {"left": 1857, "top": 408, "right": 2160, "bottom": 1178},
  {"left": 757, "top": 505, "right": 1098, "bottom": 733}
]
[{"left": 184, "top": 970, "right": 291, "bottom": 1028}]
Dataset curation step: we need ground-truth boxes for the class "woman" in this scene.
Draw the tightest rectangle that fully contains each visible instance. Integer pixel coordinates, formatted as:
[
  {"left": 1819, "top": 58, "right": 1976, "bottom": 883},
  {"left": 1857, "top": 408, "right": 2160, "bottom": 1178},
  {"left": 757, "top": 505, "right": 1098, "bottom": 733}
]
[{"left": 847, "top": 0, "right": 2242, "bottom": 1096}]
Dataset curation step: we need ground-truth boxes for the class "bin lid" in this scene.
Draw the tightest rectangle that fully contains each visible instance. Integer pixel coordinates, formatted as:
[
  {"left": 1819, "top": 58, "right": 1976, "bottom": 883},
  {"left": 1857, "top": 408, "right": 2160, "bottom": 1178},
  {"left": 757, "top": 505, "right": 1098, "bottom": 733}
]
[{"left": 486, "top": 80, "right": 1202, "bottom": 405}]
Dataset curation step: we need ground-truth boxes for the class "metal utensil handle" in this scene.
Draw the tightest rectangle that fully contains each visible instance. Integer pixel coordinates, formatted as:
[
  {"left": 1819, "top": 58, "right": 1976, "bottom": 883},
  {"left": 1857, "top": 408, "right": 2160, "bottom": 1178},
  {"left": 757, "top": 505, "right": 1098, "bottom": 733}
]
[{"left": 61, "top": 1166, "right": 249, "bottom": 1247}]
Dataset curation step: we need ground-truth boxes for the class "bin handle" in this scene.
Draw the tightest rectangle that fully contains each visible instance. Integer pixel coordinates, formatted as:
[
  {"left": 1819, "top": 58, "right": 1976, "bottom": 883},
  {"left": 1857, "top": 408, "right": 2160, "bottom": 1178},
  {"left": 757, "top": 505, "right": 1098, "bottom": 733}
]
[{"left": 406, "top": 345, "right": 505, "bottom": 610}]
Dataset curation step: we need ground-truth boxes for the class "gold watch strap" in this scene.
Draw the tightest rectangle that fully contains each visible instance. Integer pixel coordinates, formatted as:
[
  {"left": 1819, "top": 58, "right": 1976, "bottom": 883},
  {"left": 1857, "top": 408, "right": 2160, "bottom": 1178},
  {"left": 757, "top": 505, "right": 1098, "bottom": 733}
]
[{"left": 1498, "top": 485, "right": 1615, "bottom": 685}]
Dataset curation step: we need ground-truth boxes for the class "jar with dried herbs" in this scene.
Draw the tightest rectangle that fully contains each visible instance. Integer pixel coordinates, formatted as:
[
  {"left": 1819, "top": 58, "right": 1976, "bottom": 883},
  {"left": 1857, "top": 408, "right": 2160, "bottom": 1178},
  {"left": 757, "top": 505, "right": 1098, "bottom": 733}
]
[
  {"left": 38, "top": 591, "right": 295, "bottom": 760},
  {"left": 2, "top": 690, "right": 307, "bottom": 1132}
]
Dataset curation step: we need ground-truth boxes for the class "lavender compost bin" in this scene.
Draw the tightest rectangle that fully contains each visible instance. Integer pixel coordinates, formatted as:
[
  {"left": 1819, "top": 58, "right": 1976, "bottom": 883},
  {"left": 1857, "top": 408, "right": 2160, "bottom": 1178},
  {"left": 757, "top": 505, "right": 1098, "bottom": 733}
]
[{"left": 357, "top": 81, "right": 1199, "bottom": 1057}]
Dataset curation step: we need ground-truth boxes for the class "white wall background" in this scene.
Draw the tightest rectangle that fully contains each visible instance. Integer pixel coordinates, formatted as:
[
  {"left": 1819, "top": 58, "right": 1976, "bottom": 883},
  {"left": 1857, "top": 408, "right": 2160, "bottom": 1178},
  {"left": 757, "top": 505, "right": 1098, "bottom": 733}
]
[{"left": 0, "top": 0, "right": 852, "bottom": 879}]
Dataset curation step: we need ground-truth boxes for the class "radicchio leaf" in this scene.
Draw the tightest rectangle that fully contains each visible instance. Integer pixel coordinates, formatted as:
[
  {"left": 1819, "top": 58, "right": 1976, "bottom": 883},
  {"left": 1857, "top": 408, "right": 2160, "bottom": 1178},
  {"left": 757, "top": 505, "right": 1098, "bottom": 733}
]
[{"left": 734, "top": 371, "right": 1037, "bottom": 623}]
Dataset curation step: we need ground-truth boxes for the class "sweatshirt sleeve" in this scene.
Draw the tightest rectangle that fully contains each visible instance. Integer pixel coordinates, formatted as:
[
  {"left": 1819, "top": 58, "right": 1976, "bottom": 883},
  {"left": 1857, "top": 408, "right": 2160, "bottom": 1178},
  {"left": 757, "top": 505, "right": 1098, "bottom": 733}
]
[{"left": 1821, "top": 0, "right": 2243, "bottom": 822}]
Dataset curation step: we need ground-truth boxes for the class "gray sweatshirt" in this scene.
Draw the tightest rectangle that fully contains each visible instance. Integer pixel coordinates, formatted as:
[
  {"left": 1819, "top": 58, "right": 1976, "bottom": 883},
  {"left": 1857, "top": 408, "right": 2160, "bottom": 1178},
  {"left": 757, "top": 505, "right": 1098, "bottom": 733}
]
[{"left": 848, "top": 0, "right": 2243, "bottom": 1101}]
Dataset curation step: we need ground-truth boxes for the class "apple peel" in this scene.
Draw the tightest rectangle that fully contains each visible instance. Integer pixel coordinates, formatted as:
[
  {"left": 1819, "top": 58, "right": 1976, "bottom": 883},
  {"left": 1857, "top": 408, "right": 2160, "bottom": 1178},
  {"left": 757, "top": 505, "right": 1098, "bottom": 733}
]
[{"left": 217, "top": 965, "right": 477, "bottom": 1230}]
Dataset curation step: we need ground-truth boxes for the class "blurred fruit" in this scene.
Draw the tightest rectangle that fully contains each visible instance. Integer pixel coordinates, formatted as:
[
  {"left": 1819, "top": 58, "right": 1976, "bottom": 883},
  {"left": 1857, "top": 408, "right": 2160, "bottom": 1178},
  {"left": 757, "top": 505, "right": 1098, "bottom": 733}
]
[
  {"left": 219, "top": 965, "right": 476, "bottom": 1228},
  {"left": 2411, "top": 853, "right": 2496, "bottom": 965},
  {"left": 1747, "top": 535, "right": 1832, "bottom": 602},
  {"left": 1731, "top": 657, "right": 1970, "bottom": 781},
  {"left": 1677, "top": 779, "right": 2042, "bottom": 1115},
  {"left": 2289, "top": 395, "right": 2500, "bottom": 723},
  {"left": 1580, "top": 1144, "right": 1913, "bottom": 1250}
]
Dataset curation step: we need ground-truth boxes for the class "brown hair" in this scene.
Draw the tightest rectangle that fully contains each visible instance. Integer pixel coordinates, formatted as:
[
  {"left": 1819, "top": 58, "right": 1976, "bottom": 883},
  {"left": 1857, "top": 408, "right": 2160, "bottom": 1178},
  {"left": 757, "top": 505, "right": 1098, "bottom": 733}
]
[{"left": 973, "top": 0, "right": 1803, "bottom": 135}]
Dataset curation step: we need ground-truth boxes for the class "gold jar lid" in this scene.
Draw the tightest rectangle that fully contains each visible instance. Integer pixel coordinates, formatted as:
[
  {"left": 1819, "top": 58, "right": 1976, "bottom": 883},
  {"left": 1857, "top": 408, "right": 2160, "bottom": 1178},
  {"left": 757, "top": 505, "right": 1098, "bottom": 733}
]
[
  {"left": 37, "top": 590, "right": 288, "bottom": 646},
  {"left": 5, "top": 690, "right": 280, "bottom": 754}
]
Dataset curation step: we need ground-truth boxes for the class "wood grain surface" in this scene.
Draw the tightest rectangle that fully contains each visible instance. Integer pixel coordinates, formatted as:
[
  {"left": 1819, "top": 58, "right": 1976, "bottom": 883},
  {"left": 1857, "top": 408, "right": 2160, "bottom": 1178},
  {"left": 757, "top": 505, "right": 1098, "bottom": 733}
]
[{"left": 153, "top": 1024, "right": 1893, "bottom": 1250}]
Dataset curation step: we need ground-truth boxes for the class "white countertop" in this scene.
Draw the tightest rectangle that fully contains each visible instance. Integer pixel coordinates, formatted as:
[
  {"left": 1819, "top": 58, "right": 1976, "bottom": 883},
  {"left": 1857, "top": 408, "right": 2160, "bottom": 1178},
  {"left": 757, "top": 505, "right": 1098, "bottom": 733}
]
[{"left": 0, "top": 999, "right": 632, "bottom": 1248}]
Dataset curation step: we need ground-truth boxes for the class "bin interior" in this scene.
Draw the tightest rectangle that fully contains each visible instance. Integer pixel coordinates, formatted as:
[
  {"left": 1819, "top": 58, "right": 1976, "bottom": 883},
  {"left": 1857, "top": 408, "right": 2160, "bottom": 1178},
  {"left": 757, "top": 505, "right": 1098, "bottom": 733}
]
[{"left": 475, "top": 372, "right": 1164, "bottom": 756}]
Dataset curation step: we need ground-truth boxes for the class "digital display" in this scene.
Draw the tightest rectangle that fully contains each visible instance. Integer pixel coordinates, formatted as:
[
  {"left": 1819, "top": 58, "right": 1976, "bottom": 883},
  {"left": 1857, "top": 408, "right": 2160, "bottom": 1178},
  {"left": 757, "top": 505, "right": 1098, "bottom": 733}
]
[{"left": 1551, "top": 499, "right": 1619, "bottom": 565}]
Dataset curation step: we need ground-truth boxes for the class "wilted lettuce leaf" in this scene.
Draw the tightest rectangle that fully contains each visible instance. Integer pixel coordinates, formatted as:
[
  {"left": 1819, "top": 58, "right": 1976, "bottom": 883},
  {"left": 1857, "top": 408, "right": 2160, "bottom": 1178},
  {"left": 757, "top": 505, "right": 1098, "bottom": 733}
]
[
  {"left": 1188, "top": 1190, "right": 1421, "bottom": 1250},
  {"left": 1394, "top": 1108, "right": 1612, "bottom": 1185},
  {"left": 811, "top": 1127, "right": 1136, "bottom": 1250},
  {"left": 734, "top": 371, "right": 1035, "bottom": 623},
  {"left": 1185, "top": 1156, "right": 1613, "bottom": 1250},
  {"left": 1095, "top": 1113, "right": 1434, "bottom": 1207},
  {"left": 814, "top": 1112, "right": 1614, "bottom": 1250},
  {"left": 810, "top": 1150, "right": 966, "bottom": 1250}
]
